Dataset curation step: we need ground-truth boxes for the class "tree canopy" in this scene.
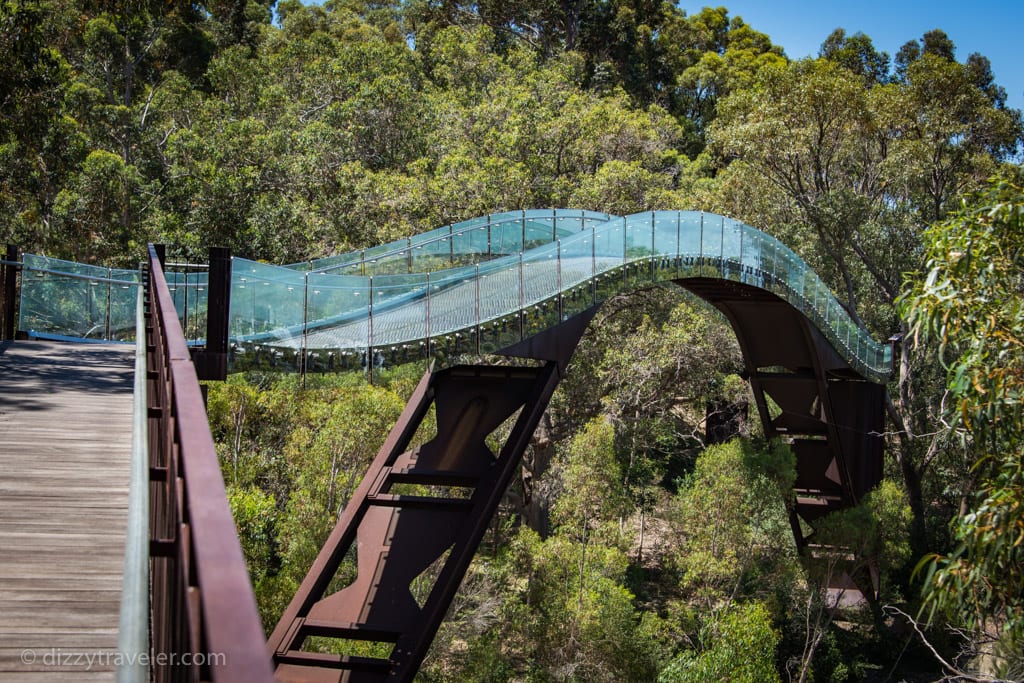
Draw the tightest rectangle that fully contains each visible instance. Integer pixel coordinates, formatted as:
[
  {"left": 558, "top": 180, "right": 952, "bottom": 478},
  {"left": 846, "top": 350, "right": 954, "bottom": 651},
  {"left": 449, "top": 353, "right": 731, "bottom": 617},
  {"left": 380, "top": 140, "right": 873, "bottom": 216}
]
[{"left": 3, "top": 1, "right": 1023, "bottom": 679}]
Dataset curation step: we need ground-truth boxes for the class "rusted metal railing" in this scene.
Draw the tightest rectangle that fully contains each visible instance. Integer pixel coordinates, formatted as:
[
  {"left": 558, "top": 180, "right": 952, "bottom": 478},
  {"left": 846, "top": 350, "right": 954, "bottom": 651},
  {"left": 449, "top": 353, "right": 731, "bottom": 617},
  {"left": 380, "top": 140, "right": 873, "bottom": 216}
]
[{"left": 145, "top": 244, "right": 275, "bottom": 683}]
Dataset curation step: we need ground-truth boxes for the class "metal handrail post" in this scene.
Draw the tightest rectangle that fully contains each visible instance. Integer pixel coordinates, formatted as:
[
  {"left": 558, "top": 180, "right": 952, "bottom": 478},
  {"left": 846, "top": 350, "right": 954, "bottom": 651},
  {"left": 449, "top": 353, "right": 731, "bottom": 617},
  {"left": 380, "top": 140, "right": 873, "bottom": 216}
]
[{"left": 3, "top": 244, "right": 19, "bottom": 339}]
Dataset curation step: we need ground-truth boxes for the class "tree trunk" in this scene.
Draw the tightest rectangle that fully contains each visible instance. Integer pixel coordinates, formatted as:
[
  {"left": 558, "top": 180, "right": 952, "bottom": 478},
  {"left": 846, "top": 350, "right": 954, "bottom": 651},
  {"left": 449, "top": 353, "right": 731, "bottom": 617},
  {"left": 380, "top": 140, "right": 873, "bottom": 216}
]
[{"left": 522, "top": 411, "right": 558, "bottom": 536}]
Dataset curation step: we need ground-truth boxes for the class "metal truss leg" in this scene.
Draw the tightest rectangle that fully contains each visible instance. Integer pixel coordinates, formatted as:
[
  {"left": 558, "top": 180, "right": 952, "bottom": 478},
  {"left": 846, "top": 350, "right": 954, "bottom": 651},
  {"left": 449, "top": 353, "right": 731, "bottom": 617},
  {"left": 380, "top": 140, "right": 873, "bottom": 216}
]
[{"left": 269, "top": 361, "right": 564, "bottom": 682}]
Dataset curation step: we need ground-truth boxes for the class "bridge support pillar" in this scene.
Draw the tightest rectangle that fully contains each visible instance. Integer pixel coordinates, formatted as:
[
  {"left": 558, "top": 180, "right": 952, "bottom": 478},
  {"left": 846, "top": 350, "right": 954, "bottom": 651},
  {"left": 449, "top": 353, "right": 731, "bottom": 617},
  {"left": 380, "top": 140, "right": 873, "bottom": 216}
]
[
  {"left": 270, "top": 361, "right": 562, "bottom": 682},
  {"left": 2, "top": 244, "right": 18, "bottom": 340},
  {"left": 269, "top": 308, "right": 598, "bottom": 683},
  {"left": 192, "top": 246, "right": 231, "bottom": 381}
]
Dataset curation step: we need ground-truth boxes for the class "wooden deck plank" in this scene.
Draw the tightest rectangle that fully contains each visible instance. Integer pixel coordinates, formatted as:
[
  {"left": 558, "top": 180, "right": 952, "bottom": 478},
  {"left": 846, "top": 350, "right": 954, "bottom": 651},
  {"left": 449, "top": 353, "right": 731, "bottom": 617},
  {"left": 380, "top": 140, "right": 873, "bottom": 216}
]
[{"left": 0, "top": 340, "right": 133, "bottom": 682}]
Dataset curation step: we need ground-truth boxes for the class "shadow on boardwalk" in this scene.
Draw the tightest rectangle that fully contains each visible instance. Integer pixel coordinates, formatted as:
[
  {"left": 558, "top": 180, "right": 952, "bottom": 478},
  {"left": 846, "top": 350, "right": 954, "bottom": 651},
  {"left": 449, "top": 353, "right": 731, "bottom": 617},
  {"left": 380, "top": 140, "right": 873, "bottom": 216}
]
[{"left": 0, "top": 341, "right": 133, "bottom": 413}]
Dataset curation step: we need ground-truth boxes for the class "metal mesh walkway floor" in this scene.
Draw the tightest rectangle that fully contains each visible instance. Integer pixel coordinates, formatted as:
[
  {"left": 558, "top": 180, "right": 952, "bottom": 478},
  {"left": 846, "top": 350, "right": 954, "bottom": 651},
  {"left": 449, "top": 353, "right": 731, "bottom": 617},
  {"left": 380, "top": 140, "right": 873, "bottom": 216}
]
[{"left": 0, "top": 341, "right": 134, "bottom": 682}]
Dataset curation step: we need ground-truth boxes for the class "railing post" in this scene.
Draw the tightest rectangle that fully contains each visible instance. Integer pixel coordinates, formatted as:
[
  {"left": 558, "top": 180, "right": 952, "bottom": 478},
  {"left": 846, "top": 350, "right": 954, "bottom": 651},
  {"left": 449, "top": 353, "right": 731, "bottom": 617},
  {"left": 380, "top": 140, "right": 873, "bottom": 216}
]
[
  {"left": 2, "top": 244, "right": 19, "bottom": 340},
  {"left": 474, "top": 263, "right": 481, "bottom": 355},
  {"left": 194, "top": 246, "right": 231, "bottom": 381},
  {"left": 518, "top": 251, "right": 524, "bottom": 341},
  {"left": 424, "top": 271, "right": 431, "bottom": 364},
  {"left": 368, "top": 275, "right": 374, "bottom": 385},
  {"left": 556, "top": 240, "right": 562, "bottom": 321},
  {"left": 104, "top": 267, "right": 113, "bottom": 339},
  {"left": 301, "top": 272, "right": 309, "bottom": 386}
]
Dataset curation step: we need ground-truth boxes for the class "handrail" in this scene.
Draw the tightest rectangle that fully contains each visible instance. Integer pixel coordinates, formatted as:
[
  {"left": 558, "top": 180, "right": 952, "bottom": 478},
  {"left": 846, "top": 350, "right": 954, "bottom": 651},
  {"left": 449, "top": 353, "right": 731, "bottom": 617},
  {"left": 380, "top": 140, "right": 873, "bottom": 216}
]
[
  {"left": 145, "top": 244, "right": 275, "bottom": 683},
  {"left": 295, "top": 209, "right": 610, "bottom": 274},
  {"left": 117, "top": 278, "right": 150, "bottom": 683},
  {"left": 20, "top": 263, "right": 141, "bottom": 287}
]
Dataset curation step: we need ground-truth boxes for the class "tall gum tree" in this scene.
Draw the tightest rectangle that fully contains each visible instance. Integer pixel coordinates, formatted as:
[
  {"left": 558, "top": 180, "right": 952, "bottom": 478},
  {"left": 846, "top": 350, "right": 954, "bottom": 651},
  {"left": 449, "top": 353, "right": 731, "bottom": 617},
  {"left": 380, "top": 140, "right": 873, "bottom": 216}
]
[
  {"left": 901, "top": 176, "right": 1024, "bottom": 676},
  {"left": 708, "top": 36, "right": 1023, "bottom": 554}
]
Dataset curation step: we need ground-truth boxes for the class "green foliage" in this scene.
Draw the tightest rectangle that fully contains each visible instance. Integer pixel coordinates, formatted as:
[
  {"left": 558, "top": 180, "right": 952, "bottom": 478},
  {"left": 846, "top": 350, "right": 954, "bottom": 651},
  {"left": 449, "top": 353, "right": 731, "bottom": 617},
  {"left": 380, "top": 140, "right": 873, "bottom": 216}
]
[
  {"left": 819, "top": 28, "right": 889, "bottom": 84},
  {"left": 901, "top": 176, "right": 1024, "bottom": 658},
  {"left": 5, "top": 3, "right": 1016, "bottom": 678},
  {"left": 658, "top": 601, "right": 781, "bottom": 683},
  {"left": 551, "top": 417, "right": 629, "bottom": 536},
  {"left": 205, "top": 371, "right": 407, "bottom": 629},
  {"left": 504, "top": 527, "right": 665, "bottom": 682},
  {"left": 669, "top": 438, "right": 797, "bottom": 608},
  {"left": 811, "top": 480, "right": 913, "bottom": 598},
  {"left": 227, "top": 485, "right": 277, "bottom": 578}
]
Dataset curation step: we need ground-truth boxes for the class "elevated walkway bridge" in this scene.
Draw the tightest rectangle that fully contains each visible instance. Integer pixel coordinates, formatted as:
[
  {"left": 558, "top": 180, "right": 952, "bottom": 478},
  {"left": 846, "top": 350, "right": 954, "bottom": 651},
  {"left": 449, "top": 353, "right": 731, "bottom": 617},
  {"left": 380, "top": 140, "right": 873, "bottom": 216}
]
[{"left": 0, "top": 210, "right": 894, "bottom": 682}]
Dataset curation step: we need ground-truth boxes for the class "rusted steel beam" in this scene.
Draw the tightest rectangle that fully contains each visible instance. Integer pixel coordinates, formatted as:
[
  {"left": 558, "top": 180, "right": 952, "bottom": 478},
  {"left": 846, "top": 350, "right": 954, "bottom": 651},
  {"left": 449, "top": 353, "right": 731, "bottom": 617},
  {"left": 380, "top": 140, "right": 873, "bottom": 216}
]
[
  {"left": 270, "top": 363, "right": 563, "bottom": 683},
  {"left": 269, "top": 280, "right": 886, "bottom": 681},
  {"left": 678, "top": 277, "right": 885, "bottom": 602},
  {"left": 2, "top": 244, "right": 18, "bottom": 340},
  {"left": 271, "top": 309, "right": 597, "bottom": 683},
  {"left": 192, "top": 246, "right": 231, "bottom": 381},
  {"left": 146, "top": 245, "right": 275, "bottom": 683}
]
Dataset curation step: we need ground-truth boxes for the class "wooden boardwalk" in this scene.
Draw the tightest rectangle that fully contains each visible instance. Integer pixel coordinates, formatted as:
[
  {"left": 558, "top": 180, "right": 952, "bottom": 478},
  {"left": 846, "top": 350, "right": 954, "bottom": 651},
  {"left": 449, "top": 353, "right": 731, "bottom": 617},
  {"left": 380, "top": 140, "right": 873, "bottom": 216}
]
[{"left": 0, "top": 341, "right": 134, "bottom": 682}]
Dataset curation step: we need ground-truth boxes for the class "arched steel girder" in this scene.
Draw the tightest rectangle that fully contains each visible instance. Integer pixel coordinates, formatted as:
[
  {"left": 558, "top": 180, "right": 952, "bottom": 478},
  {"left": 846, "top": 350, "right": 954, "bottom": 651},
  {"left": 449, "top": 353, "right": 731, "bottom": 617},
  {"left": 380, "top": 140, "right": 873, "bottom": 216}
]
[
  {"left": 678, "top": 279, "right": 886, "bottom": 543},
  {"left": 268, "top": 278, "right": 886, "bottom": 683}
]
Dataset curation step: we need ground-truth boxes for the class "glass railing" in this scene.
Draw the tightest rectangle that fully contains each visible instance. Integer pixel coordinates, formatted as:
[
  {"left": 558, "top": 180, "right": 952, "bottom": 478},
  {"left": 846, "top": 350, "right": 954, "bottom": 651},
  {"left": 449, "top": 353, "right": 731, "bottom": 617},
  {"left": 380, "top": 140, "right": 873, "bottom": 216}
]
[
  {"left": 283, "top": 209, "right": 612, "bottom": 275},
  {"left": 16, "top": 210, "right": 893, "bottom": 382},
  {"left": 17, "top": 255, "right": 142, "bottom": 342},
  {"left": 17, "top": 255, "right": 210, "bottom": 344},
  {"left": 226, "top": 211, "right": 892, "bottom": 382}
]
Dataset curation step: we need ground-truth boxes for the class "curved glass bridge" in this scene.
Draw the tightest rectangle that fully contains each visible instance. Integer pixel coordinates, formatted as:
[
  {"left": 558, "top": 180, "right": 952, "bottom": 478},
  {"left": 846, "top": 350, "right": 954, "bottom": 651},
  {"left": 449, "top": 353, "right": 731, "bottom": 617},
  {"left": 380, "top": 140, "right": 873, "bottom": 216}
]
[
  {"left": 19, "top": 209, "right": 892, "bottom": 383},
  {"left": 9, "top": 211, "right": 896, "bottom": 682}
]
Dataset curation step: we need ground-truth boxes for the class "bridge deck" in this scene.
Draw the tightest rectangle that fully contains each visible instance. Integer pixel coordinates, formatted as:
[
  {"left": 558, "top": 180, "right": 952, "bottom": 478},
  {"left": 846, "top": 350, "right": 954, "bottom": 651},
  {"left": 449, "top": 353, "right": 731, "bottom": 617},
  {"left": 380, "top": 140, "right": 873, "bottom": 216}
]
[{"left": 0, "top": 341, "right": 134, "bottom": 681}]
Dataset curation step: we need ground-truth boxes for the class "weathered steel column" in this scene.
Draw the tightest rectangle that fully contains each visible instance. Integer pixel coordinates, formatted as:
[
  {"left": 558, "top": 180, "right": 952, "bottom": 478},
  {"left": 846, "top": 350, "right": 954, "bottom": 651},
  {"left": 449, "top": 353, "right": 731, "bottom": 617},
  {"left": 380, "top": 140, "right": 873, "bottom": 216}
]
[
  {"left": 2, "top": 244, "right": 19, "bottom": 340},
  {"left": 194, "top": 246, "right": 231, "bottom": 381},
  {"left": 270, "top": 309, "right": 599, "bottom": 683}
]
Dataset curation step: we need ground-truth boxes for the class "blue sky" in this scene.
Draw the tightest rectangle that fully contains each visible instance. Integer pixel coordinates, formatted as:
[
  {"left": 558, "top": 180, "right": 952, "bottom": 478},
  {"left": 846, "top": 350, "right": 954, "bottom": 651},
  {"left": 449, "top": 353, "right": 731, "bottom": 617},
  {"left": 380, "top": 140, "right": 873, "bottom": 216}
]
[{"left": 681, "top": 1, "right": 1024, "bottom": 112}]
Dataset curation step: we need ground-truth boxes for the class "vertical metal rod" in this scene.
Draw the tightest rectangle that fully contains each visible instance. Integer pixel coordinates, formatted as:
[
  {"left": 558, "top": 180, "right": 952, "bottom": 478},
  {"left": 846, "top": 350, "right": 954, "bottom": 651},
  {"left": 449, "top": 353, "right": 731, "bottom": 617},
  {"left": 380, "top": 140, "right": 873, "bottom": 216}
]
[
  {"left": 556, "top": 240, "right": 562, "bottom": 321},
  {"left": 650, "top": 211, "right": 656, "bottom": 281},
  {"left": 738, "top": 220, "right": 745, "bottom": 282},
  {"left": 424, "top": 271, "right": 431, "bottom": 365},
  {"left": 182, "top": 263, "right": 189, "bottom": 339},
  {"left": 301, "top": 273, "right": 309, "bottom": 389},
  {"left": 105, "top": 267, "right": 113, "bottom": 339},
  {"left": 475, "top": 264, "right": 481, "bottom": 355},
  {"left": 622, "top": 216, "right": 627, "bottom": 287},
  {"left": 4, "top": 244, "right": 20, "bottom": 340},
  {"left": 699, "top": 212, "right": 704, "bottom": 270},
  {"left": 676, "top": 211, "right": 681, "bottom": 278},
  {"left": 368, "top": 275, "right": 374, "bottom": 385},
  {"left": 719, "top": 214, "right": 725, "bottom": 277},
  {"left": 591, "top": 226, "right": 596, "bottom": 305},
  {"left": 518, "top": 252, "right": 524, "bottom": 341}
]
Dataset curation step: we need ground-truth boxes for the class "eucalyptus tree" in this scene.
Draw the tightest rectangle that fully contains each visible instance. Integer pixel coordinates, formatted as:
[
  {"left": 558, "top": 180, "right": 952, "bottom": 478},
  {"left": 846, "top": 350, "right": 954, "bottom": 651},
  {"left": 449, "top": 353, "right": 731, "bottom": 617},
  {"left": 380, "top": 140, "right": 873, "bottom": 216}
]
[
  {"left": 708, "top": 37, "right": 1023, "bottom": 553},
  {"left": 0, "top": 0, "right": 78, "bottom": 249},
  {"left": 901, "top": 176, "right": 1024, "bottom": 677}
]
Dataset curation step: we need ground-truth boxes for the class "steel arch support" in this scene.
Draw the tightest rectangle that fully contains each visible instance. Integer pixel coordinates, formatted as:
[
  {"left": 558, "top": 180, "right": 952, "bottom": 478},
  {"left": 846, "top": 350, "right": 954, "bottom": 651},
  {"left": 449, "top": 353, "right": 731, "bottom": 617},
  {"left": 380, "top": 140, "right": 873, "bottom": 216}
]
[{"left": 265, "top": 299, "right": 609, "bottom": 683}]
